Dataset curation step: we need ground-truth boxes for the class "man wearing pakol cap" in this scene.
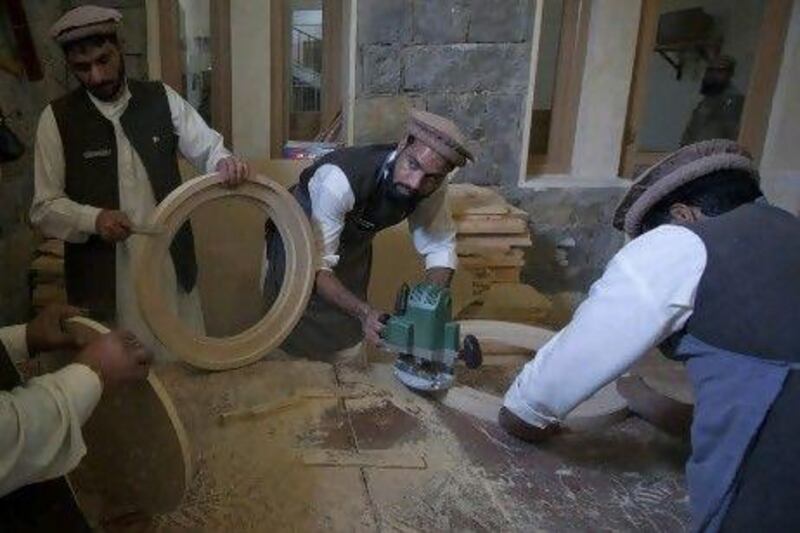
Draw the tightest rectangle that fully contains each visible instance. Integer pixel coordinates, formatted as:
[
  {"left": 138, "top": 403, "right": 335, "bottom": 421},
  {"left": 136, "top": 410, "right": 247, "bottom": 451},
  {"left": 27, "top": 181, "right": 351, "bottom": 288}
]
[
  {"left": 681, "top": 54, "right": 745, "bottom": 146},
  {"left": 264, "top": 110, "right": 472, "bottom": 359},
  {"left": 498, "top": 139, "right": 800, "bottom": 532},
  {"left": 30, "top": 6, "right": 249, "bottom": 360}
]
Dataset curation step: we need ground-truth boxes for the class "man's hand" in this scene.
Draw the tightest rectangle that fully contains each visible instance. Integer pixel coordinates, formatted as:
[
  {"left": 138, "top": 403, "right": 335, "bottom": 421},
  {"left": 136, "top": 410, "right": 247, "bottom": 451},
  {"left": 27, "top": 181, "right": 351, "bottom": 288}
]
[
  {"left": 215, "top": 155, "right": 250, "bottom": 188},
  {"left": 26, "top": 304, "right": 83, "bottom": 355},
  {"left": 498, "top": 406, "right": 560, "bottom": 443},
  {"left": 360, "top": 306, "right": 387, "bottom": 346},
  {"left": 75, "top": 330, "right": 153, "bottom": 388},
  {"left": 96, "top": 209, "right": 132, "bottom": 242}
]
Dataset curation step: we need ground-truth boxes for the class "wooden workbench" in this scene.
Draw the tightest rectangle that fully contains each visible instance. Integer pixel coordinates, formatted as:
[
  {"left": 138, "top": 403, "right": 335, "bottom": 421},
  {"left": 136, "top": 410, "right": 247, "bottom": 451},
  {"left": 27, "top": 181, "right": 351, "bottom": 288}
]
[{"left": 99, "top": 357, "right": 690, "bottom": 532}]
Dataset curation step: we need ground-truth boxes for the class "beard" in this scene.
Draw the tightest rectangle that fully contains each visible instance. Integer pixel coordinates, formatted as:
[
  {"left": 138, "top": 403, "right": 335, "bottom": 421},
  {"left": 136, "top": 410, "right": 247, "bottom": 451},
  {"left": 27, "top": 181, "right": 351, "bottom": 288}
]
[
  {"left": 701, "top": 78, "right": 727, "bottom": 96},
  {"left": 382, "top": 161, "right": 421, "bottom": 211},
  {"left": 385, "top": 181, "right": 420, "bottom": 212},
  {"left": 84, "top": 61, "right": 126, "bottom": 101}
]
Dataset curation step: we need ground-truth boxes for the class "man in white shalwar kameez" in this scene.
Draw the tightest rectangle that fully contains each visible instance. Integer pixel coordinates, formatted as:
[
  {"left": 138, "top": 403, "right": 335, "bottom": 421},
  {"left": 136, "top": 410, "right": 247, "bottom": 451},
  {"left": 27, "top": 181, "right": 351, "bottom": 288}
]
[{"left": 30, "top": 6, "right": 249, "bottom": 360}]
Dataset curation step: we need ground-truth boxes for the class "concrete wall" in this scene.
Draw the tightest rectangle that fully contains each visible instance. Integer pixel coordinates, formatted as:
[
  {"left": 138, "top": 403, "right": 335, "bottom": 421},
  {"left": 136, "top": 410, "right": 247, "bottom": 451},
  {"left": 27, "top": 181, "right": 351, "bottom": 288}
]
[{"left": 0, "top": 0, "right": 148, "bottom": 326}]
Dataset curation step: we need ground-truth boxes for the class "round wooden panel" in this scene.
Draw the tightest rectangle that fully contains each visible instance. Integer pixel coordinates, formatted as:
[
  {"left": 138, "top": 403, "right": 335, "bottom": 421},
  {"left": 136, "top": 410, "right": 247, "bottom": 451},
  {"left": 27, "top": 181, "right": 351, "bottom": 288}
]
[
  {"left": 64, "top": 317, "right": 192, "bottom": 518},
  {"left": 134, "top": 173, "right": 316, "bottom": 370}
]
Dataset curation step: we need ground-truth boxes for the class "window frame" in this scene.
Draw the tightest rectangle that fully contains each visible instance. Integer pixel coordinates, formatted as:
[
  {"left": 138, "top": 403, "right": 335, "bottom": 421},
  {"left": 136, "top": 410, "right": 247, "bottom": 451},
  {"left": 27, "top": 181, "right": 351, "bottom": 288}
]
[
  {"left": 158, "top": 0, "right": 232, "bottom": 146},
  {"left": 270, "top": 0, "right": 344, "bottom": 159},
  {"left": 527, "top": 0, "right": 592, "bottom": 176}
]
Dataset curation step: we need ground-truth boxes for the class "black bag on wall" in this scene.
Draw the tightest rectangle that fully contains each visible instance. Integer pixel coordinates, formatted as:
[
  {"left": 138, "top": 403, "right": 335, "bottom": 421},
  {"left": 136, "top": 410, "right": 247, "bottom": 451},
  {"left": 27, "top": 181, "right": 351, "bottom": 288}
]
[{"left": 0, "top": 107, "right": 25, "bottom": 163}]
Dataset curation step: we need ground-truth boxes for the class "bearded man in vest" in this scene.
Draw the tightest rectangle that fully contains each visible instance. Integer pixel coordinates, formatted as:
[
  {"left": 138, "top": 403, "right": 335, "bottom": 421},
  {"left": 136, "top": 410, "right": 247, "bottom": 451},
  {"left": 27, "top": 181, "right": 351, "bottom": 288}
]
[
  {"left": 30, "top": 6, "right": 249, "bottom": 361},
  {"left": 0, "top": 304, "right": 153, "bottom": 530},
  {"left": 264, "top": 110, "right": 472, "bottom": 359},
  {"left": 499, "top": 139, "right": 800, "bottom": 532}
]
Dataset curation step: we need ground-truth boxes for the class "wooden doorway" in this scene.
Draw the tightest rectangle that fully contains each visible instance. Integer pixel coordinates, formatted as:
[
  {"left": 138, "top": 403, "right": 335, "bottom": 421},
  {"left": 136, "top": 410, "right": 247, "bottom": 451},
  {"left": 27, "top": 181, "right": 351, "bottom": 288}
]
[{"left": 619, "top": 0, "right": 792, "bottom": 178}]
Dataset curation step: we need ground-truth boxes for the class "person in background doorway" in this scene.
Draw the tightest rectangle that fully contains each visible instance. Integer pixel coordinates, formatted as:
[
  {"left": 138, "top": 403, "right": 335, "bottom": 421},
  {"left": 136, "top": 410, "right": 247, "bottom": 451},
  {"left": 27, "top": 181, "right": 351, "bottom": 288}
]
[{"left": 680, "top": 55, "right": 745, "bottom": 146}]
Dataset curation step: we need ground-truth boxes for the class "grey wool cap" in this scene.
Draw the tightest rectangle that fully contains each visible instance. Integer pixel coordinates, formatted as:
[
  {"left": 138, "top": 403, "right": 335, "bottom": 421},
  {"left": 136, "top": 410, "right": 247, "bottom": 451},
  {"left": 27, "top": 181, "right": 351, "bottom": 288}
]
[
  {"left": 613, "top": 139, "right": 758, "bottom": 237},
  {"left": 50, "top": 5, "right": 122, "bottom": 45}
]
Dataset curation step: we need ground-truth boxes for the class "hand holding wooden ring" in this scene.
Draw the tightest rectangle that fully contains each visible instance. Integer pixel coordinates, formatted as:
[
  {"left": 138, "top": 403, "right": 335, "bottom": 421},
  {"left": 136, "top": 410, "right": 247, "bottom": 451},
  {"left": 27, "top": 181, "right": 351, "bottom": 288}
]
[{"left": 135, "top": 173, "right": 316, "bottom": 371}]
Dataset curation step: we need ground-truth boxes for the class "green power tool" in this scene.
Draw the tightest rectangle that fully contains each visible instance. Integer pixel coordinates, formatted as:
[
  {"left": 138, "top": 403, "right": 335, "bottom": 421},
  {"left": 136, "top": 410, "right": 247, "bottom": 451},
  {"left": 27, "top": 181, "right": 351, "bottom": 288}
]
[{"left": 381, "top": 282, "right": 482, "bottom": 392}]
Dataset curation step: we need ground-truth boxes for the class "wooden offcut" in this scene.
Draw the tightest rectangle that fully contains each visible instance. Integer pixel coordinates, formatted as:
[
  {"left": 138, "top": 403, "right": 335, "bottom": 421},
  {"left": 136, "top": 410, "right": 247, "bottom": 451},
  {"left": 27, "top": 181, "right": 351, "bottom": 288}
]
[{"left": 63, "top": 317, "right": 192, "bottom": 518}]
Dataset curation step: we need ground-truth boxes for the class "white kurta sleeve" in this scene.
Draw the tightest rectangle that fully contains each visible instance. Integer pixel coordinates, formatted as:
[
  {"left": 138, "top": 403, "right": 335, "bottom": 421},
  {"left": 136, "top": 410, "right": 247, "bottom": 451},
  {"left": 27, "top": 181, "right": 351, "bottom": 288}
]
[
  {"left": 30, "top": 106, "right": 102, "bottom": 241},
  {"left": 503, "top": 225, "right": 708, "bottom": 428},
  {"left": 163, "top": 84, "right": 231, "bottom": 173},
  {"left": 307, "top": 164, "right": 356, "bottom": 271},
  {"left": 0, "top": 325, "right": 28, "bottom": 364},
  {"left": 407, "top": 182, "right": 458, "bottom": 270},
  {"left": 0, "top": 327, "right": 102, "bottom": 496}
]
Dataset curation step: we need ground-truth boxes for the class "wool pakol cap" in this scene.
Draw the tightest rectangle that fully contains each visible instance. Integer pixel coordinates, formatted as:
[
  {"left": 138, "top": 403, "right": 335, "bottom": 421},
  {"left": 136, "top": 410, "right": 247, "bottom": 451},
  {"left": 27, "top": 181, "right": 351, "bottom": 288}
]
[
  {"left": 407, "top": 109, "right": 474, "bottom": 167},
  {"left": 50, "top": 5, "right": 122, "bottom": 45},
  {"left": 613, "top": 139, "right": 758, "bottom": 237}
]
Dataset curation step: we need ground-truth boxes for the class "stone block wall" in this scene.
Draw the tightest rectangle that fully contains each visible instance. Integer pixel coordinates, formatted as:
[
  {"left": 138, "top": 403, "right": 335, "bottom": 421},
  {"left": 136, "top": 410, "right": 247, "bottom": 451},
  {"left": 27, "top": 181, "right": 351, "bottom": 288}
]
[
  {"left": 355, "top": 0, "right": 625, "bottom": 295},
  {"left": 355, "top": 0, "right": 535, "bottom": 187}
]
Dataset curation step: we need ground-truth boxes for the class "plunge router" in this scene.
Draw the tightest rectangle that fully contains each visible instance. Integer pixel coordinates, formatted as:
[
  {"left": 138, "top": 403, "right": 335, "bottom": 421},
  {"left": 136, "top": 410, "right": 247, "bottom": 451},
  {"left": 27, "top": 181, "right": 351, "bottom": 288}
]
[{"left": 382, "top": 283, "right": 482, "bottom": 392}]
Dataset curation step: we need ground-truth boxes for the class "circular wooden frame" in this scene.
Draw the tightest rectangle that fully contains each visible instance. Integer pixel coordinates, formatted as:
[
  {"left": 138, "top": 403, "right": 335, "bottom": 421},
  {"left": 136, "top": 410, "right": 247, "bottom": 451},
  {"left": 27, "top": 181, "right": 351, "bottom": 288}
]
[
  {"left": 457, "top": 319, "right": 556, "bottom": 352},
  {"left": 63, "top": 317, "right": 192, "bottom": 516},
  {"left": 135, "top": 173, "right": 316, "bottom": 370}
]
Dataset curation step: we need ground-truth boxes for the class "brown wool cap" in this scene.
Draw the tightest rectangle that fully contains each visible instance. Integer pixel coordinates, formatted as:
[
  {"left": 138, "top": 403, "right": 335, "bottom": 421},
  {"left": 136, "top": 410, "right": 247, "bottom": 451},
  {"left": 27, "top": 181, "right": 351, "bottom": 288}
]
[
  {"left": 407, "top": 109, "right": 474, "bottom": 167},
  {"left": 50, "top": 5, "right": 122, "bottom": 45},
  {"left": 613, "top": 139, "right": 758, "bottom": 237}
]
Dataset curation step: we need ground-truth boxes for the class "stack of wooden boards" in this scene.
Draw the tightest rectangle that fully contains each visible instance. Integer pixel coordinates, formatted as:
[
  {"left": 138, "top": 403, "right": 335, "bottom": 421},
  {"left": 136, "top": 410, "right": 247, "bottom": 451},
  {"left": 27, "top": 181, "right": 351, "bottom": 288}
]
[
  {"left": 448, "top": 184, "right": 532, "bottom": 295},
  {"left": 29, "top": 239, "right": 67, "bottom": 311}
]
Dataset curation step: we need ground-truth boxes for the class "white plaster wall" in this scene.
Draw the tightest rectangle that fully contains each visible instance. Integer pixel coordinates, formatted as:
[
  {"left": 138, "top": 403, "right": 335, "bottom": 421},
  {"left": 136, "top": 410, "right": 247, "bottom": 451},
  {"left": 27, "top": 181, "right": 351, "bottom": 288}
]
[
  {"left": 760, "top": 0, "right": 800, "bottom": 215},
  {"left": 230, "top": 1, "right": 270, "bottom": 159},
  {"left": 569, "top": 0, "right": 641, "bottom": 180}
]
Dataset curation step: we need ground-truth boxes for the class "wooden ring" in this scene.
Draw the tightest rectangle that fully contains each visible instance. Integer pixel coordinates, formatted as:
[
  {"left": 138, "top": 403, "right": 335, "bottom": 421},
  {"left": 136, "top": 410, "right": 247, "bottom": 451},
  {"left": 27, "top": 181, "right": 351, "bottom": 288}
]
[
  {"left": 63, "top": 317, "right": 193, "bottom": 516},
  {"left": 457, "top": 319, "right": 555, "bottom": 352},
  {"left": 135, "top": 173, "right": 316, "bottom": 370}
]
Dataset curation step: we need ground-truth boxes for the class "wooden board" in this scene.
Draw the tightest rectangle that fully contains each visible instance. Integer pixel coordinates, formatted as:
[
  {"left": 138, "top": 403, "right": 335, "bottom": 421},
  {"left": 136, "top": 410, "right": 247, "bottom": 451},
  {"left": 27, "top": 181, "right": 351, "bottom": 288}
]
[
  {"left": 32, "top": 284, "right": 67, "bottom": 307},
  {"left": 458, "top": 249, "right": 525, "bottom": 268},
  {"left": 98, "top": 359, "right": 689, "bottom": 531},
  {"left": 300, "top": 449, "right": 427, "bottom": 470},
  {"left": 448, "top": 184, "right": 527, "bottom": 217},
  {"left": 442, "top": 383, "right": 629, "bottom": 433},
  {"left": 457, "top": 234, "right": 532, "bottom": 250},
  {"left": 458, "top": 320, "right": 555, "bottom": 352},
  {"left": 632, "top": 350, "right": 694, "bottom": 405},
  {"left": 463, "top": 266, "right": 521, "bottom": 283},
  {"left": 30, "top": 255, "right": 63, "bottom": 276},
  {"left": 63, "top": 318, "right": 192, "bottom": 518},
  {"left": 455, "top": 215, "right": 528, "bottom": 235},
  {"left": 36, "top": 239, "right": 64, "bottom": 258},
  {"left": 564, "top": 382, "right": 630, "bottom": 431}
]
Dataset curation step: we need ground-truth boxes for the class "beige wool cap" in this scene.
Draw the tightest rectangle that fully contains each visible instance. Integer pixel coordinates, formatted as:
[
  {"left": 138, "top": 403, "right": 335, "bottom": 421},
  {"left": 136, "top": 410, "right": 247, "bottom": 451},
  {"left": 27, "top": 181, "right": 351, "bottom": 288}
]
[
  {"left": 613, "top": 139, "right": 758, "bottom": 237},
  {"left": 407, "top": 109, "right": 474, "bottom": 167},
  {"left": 50, "top": 5, "right": 122, "bottom": 45}
]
